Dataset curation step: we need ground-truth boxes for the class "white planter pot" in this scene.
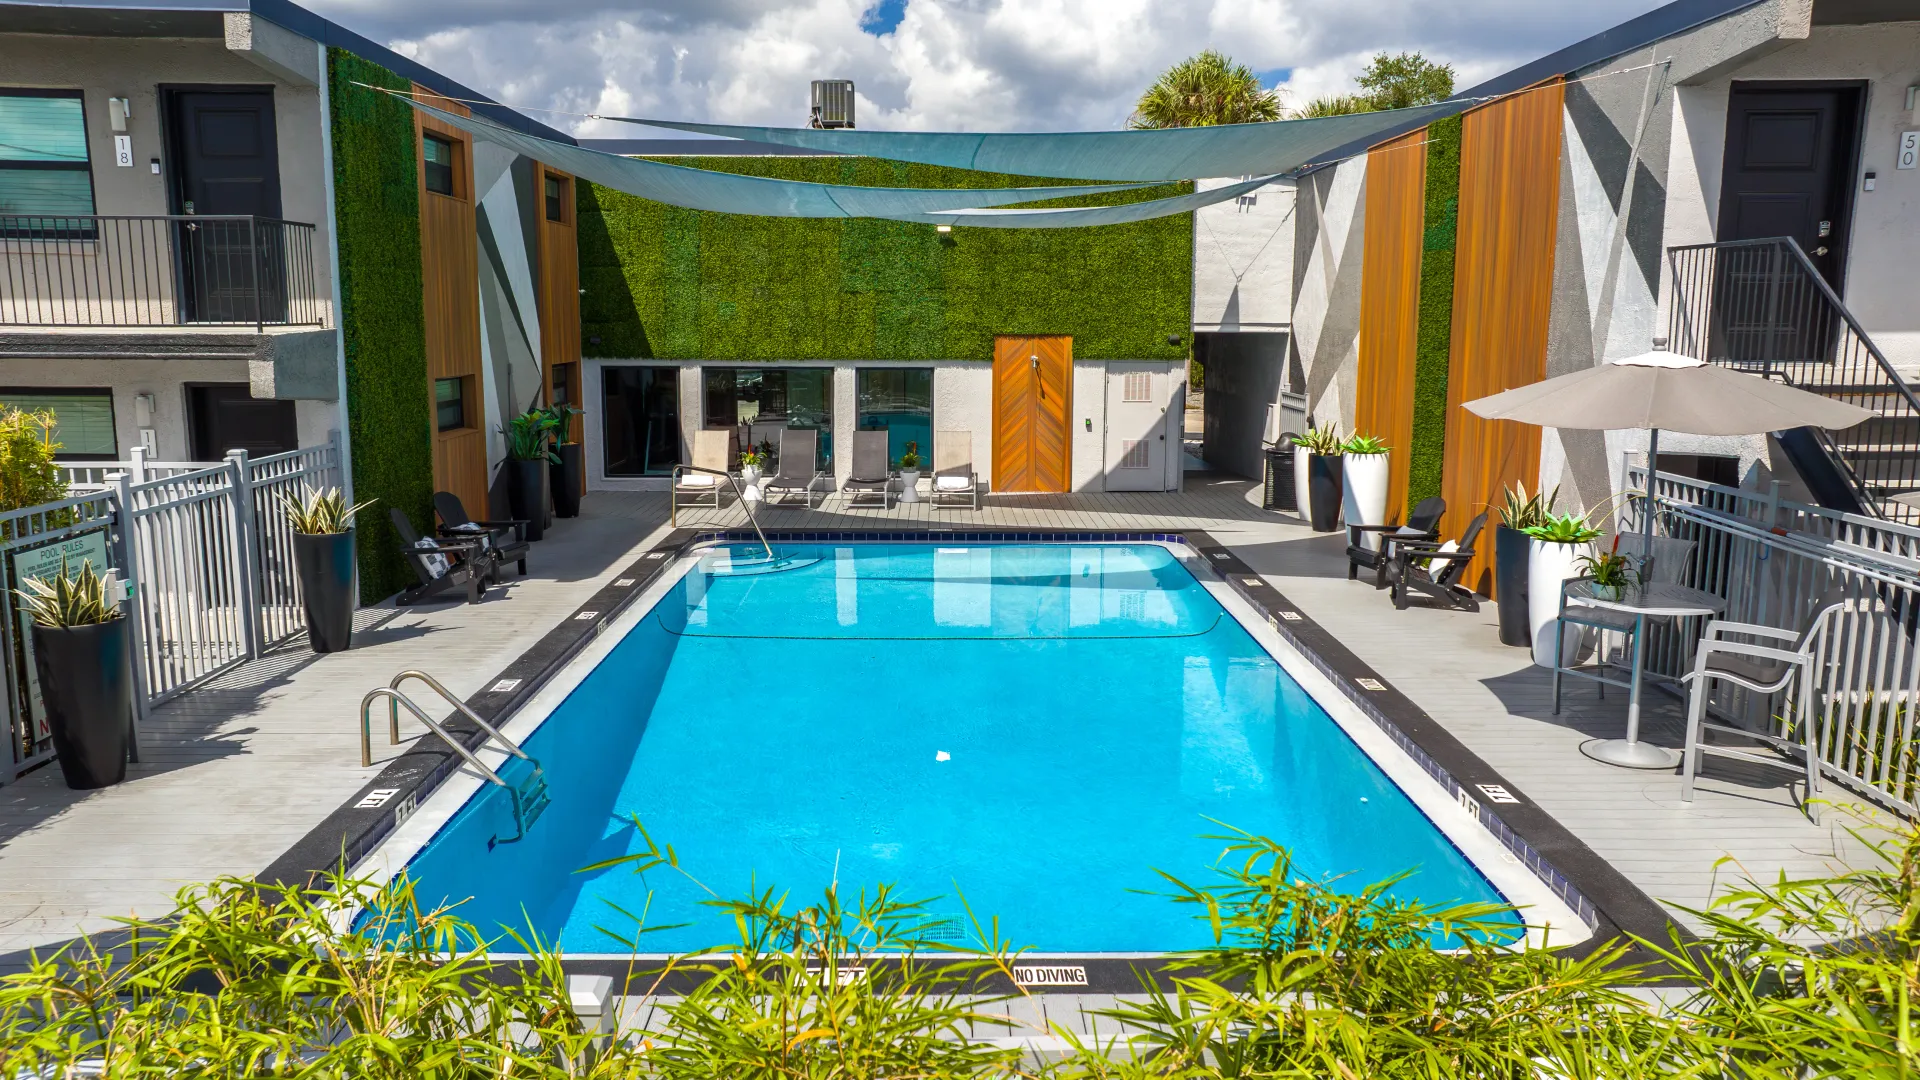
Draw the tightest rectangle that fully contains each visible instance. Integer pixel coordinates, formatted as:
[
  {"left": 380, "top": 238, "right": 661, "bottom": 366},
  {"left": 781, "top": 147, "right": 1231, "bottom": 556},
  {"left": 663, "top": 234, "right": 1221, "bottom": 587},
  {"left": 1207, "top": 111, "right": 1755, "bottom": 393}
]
[
  {"left": 741, "top": 465, "right": 762, "bottom": 486},
  {"left": 898, "top": 469, "right": 920, "bottom": 504},
  {"left": 1342, "top": 454, "right": 1390, "bottom": 549},
  {"left": 1293, "top": 449, "right": 1312, "bottom": 520},
  {"left": 1529, "top": 538, "right": 1591, "bottom": 668}
]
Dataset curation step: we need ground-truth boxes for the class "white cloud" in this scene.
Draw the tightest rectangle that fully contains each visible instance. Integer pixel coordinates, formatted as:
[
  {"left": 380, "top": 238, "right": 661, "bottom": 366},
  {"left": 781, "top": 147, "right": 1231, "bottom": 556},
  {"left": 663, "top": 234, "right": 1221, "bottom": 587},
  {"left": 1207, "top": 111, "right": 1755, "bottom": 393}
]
[{"left": 303, "top": 0, "right": 1665, "bottom": 138}]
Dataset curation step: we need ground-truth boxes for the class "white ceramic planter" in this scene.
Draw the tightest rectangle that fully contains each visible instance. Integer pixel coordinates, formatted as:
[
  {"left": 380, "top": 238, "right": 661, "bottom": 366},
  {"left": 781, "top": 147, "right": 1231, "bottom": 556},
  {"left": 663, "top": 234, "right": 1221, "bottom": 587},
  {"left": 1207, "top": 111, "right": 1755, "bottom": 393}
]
[
  {"left": 740, "top": 464, "right": 762, "bottom": 487},
  {"left": 1529, "top": 538, "right": 1591, "bottom": 668},
  {"left": 1342, "top": 453, "right": 1390, "bottom": 549},
  {"left": 898, "top": 469, "right": 921, "bottom": 504},
  {"left": 1293, "top": 448, "right": 1311, "bottom": 520}
]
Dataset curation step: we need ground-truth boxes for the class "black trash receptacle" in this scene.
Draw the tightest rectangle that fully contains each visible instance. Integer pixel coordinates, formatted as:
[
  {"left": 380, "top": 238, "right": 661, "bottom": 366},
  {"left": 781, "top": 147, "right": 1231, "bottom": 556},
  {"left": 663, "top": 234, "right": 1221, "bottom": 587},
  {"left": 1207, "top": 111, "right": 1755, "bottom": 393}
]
[{"left": 1263, "top": 445, "right": 1296, "bottom": 512}]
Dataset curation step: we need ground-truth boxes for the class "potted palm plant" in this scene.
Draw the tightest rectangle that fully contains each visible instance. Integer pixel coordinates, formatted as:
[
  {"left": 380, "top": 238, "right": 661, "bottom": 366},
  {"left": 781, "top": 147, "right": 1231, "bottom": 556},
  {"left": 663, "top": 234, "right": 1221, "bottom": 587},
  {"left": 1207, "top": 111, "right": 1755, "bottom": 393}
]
[
  {"left": 1522, "top": 510, "right": 1601, "bottom": 668},
  {"left": 17, "top": 559, "right": 131, "bottom": 789},
  {"left": 1292, "top": 426, "right": 1344, "bottom": 532},
  {"left": 897, "top": 440, "right": 921, "bottom": 504},
  {"left": 282, "top": 486, "right": 374, "bottom": 654},
  {"left": 1340, "top": 433, "right": 1390, "bottom": 551},
  {"left": 1495, "top": 483, "right": 1556, "bottom": 648},
  {"left": 543, "top": 403, "right": 586, "bottom": 519},
  {"left": 501, "top": 410, "right": 558, "bottom": 541}
]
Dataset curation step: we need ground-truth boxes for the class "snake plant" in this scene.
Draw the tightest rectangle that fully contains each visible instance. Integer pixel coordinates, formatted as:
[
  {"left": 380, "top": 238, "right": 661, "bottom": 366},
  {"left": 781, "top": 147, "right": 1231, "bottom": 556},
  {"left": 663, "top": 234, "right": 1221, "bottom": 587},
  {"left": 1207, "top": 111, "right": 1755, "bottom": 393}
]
[{"left": 16, "top": 557, "right": 119, "bottom": 628}]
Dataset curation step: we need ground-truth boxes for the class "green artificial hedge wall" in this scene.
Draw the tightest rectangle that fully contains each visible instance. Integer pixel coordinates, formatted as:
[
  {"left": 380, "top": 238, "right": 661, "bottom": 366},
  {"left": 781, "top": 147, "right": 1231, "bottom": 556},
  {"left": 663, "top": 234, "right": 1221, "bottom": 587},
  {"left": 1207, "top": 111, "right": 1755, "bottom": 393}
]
[
  {"left": 328, "top": 49, "right": 433, "bottom": 603},
  {"left": 1406, "top": 115, "right": 1461, "bottom": 511},
  {"left": 578, "top": 160, "right": 1193, "bottom": 362}
]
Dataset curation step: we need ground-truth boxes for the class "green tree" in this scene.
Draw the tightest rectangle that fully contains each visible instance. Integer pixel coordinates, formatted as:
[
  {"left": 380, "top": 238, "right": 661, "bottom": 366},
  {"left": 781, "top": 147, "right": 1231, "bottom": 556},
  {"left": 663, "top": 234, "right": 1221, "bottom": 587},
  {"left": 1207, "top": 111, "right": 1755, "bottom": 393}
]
[
  {"left": 1357, "top": 50, "right": 1456, "bottom": 109},
  {"left": 1297, "top": 93, "right": 1376, "bottom": 118},
  {"left": 1132, "top": 49, "right": 1282, "bottom": 129}
]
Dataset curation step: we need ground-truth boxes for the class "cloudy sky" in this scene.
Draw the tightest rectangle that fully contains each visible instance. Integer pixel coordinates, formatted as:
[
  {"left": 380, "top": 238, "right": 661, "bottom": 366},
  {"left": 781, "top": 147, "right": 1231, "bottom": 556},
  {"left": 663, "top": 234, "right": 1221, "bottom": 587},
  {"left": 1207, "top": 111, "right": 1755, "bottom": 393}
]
[{"left": 307, "top": 0, "right": 1667, "bottom": 138}]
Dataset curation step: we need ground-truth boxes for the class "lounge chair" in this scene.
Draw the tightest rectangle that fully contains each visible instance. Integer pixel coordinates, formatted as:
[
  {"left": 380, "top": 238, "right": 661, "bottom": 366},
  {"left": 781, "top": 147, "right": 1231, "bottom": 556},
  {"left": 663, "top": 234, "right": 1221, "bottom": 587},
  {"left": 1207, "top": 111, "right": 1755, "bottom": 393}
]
[
  {"left": 842, "top": 429, "right": 894, "bottom": 509},
  {"left": 930, "top": 429, "right": 980, "bottom": 510},
  {"left": 390, "top": 508, "right": 492, "bottom": 605},
  {"left": 1385, "top": 512, "right": 1489, "bottom": 612},
  {"left": 1346, "top": 496, "right": 1445, "bottom": 588},
  {"left": 433, "top": 490, "right": 529, "bottom": 577},
  {"left": 672, "top": 429, "right": 732, "bottom": 524},
  {"left": 761, "top": 428, "right": 829, "bottom": 509}
]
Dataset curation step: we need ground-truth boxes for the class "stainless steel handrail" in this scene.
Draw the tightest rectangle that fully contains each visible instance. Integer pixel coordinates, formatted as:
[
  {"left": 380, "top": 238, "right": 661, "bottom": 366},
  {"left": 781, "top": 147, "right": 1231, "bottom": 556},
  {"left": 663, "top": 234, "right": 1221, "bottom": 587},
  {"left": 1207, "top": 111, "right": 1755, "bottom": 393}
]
[
  {"left": 388, "top": 669, "right": 530, "bottom": 762},
  {"left": 358, "top": 687, "right": 506, "bottom": 786},
  {"left": 671, "top": 463, "right": 774, "bottom": 559}
]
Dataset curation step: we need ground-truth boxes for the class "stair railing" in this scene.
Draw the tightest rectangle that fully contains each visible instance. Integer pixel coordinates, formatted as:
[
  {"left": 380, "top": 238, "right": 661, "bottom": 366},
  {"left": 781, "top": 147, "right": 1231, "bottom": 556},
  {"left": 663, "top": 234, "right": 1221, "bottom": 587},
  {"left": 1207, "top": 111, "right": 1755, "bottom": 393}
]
[{"left": 1666, "top": 236, "right": 1918, "bottom": 523}]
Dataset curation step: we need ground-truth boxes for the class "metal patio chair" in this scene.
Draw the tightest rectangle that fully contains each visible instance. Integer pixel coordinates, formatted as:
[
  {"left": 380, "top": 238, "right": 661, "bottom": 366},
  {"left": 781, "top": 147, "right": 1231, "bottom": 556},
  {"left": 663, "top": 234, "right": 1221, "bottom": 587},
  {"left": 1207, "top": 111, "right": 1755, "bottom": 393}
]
[
  {"left": 1680, "top": 602, "right": 1848, "bottom": 822},
  {"left": 930, "top": 429, "right": 980, "bottom": 510},
  {"left": 761, "top": 427, "right": 830, "bottom": 509},
  {"left": 1347, "top": 495, "right": 1446, "bottom": 588},
  {"left": 842, "top": 429, "right": 894, "bottom": 509},
  {"left": 671, "top": 429, "right": 732, "bottom": 523}
]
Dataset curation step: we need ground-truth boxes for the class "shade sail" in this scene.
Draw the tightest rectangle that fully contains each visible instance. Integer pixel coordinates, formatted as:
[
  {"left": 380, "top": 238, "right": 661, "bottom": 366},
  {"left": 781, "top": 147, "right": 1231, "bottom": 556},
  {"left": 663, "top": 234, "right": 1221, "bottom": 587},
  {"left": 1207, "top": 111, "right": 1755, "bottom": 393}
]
[
  {"left": 403, "top": 98, "right": 1162, "bottom": 219},
  {"left": 1461, "top": 350, "right": 1872, "bottom": 435},
  {"left": 603, "top": 102, "right": 1468, "bottom": 182},
  {"left": 915, "top": 173, "right": 1277, "bottom": 227}
]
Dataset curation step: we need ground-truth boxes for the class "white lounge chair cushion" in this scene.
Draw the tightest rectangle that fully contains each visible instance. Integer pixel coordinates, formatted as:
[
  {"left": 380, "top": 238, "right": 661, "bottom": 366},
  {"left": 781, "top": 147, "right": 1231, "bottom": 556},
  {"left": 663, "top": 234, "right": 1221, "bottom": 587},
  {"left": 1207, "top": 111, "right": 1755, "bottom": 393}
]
[
  {"left": 678, "top": 474, "right": 718, "bottom": 488},
  {"left": 935, "top": 474, "right": 973, "bottom": 492}
]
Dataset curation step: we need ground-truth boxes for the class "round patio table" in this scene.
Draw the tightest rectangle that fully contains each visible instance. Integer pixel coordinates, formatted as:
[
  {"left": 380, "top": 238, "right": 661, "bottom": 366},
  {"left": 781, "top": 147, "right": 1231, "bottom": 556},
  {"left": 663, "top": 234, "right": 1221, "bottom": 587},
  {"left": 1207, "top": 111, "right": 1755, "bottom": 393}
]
[{"left": 1562, "top": 580, "right": 1725, "bottom": 769}]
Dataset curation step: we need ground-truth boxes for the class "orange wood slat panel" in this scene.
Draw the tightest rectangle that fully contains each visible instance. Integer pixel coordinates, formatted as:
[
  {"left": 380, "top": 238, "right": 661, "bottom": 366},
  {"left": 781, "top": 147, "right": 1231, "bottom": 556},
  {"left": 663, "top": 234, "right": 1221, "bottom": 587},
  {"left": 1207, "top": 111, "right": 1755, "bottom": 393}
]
[
  {"left": 534, "top": 165, "right": 583, "bottom": 440},
  {"left": 434, "top": 428, "right": 489, "bottom": 517},
  {"left": 1440, "top": 79, "right": 1566, "bottom": 598},
  {"left": 993, "top": 336, "right": 1034, "bottom": 492},
  {"left": 1355, "top": 129, "right": 1428, "bottom": 521},
  {"left": 1033, "top": 335, "right": 1073, "bottom": 493},
  {"left": 413, "top": 83, "right": 487, "bottom": 507}
]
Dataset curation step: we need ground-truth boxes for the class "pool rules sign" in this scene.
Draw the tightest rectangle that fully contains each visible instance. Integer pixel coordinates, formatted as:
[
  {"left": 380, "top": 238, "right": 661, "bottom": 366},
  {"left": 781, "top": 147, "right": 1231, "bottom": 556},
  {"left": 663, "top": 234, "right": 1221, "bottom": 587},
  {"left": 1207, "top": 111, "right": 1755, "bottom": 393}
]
[{"left": 7, "top": 530, "right": 113, "bottom": 749}]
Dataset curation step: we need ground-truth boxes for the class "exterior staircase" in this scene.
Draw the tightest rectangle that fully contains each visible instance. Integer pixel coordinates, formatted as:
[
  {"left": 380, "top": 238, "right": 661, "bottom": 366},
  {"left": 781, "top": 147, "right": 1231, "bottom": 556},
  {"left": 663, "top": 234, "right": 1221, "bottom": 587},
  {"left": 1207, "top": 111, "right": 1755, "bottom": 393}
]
[{"left": 1666, "top": 236, "right": 1920, "bottom": 523}]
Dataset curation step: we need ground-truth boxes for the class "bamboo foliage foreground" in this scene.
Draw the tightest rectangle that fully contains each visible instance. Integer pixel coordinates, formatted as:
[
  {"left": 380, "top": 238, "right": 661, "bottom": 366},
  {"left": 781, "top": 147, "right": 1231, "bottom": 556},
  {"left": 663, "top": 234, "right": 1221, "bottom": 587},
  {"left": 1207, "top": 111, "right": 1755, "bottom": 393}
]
[{"left": 1, "top": 813, "right": 1915, "bottom": 1078}]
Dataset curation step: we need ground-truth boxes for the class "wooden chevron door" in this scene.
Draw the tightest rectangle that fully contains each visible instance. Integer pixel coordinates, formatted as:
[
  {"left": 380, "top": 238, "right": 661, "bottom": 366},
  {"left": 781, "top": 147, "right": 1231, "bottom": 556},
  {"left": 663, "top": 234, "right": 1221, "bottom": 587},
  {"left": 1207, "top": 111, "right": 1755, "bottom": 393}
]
[{"left": 993, "top": 335, "right": 1073, "bottom": 492}]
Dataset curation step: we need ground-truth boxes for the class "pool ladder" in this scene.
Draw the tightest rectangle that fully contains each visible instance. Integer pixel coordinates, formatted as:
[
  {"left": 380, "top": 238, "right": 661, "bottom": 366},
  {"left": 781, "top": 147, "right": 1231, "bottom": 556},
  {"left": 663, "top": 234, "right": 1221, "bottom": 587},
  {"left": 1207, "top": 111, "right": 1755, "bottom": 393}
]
[{"left": 359, "top": 670, "right": 551, "bottom": 848}]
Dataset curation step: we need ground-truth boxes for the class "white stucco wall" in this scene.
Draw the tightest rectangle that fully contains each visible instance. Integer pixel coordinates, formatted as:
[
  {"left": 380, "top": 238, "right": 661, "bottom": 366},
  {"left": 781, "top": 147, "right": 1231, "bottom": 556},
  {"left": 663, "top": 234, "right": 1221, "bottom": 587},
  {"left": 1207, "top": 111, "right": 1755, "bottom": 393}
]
[
  {"left": 1663, "top": 21, "right": 1920, "bottom": 373},
  {"left": 1288, "top": 159, "right": 1367, "bottom": 433},
  {"left": 1192, "top": 178, "right": 1296, "bottom": 332}
]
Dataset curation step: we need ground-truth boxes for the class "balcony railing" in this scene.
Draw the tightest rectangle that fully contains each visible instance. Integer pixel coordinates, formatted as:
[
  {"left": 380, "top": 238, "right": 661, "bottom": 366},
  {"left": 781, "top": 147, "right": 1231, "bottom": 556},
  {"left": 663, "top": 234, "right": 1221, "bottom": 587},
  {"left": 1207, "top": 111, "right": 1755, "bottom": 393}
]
[{"left": 0, "top": 214, "right": 323, "bottom": 332}]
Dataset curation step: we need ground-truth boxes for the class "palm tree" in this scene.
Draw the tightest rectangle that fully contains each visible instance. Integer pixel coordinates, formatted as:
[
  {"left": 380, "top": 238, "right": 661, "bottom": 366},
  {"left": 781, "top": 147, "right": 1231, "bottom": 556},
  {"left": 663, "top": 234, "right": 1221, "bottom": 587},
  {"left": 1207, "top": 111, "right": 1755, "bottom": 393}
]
[
  {"left": 1131, "top": 50, "right": 1282, "bottom": 129},
  {"left": 1296, "top": 94, "right": 1375, "bottom": 118}
]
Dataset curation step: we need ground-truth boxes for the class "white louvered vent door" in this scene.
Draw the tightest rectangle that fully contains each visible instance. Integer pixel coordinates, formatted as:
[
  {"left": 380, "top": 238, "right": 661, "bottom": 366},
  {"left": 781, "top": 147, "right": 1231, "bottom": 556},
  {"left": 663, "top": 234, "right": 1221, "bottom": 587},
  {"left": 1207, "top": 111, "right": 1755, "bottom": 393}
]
[{"left": 1103, "top": 362, "right": 1170, "bottom": 491}]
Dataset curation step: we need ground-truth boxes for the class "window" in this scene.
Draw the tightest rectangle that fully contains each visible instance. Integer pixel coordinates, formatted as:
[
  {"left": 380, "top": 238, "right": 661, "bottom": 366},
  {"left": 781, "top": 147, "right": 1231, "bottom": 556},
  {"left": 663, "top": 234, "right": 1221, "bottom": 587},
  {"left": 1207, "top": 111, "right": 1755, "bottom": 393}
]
[
  {"left": 704, "top": 367, "right": 833, "bottom": 471},
  {"left": 602, "top": 367, "right": 680, "bottom": 477},
  {"left": 855, "top": 368, "right": 931, "bottom": 469},
  {"left": 434, "top": 377, "right": 467, "bottom": 432},
  {"left": 544, "top": 173, "right": 568, "bottom": 223},
  {"left": 550, "top": 362, "right": 576, "bottom": 406},
  {"left": 422, "top": 133, "right": 456, "bottom": 196},
  {"left": 0, "top": 389, "right": 115, "bottom": 459},
  {"left": 0, "top": 90, "right": 95, "bottom": 230}
]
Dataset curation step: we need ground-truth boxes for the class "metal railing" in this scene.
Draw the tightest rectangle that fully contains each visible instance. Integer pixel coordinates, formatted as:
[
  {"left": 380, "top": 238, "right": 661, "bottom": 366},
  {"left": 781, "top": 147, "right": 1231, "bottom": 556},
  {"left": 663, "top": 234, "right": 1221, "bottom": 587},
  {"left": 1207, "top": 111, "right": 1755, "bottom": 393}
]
[
  {"left": 0, "top": 214, "right": 323, "bottom": 331},
  {"left": 1624, "top": 465, "right": 1920, "bottom": 816},
  {"left": 58, "top": 450, "right": 221, "bottom": 492},
  {"left": 1666, "top": 236, "right": 1918, "bottom": 524}
]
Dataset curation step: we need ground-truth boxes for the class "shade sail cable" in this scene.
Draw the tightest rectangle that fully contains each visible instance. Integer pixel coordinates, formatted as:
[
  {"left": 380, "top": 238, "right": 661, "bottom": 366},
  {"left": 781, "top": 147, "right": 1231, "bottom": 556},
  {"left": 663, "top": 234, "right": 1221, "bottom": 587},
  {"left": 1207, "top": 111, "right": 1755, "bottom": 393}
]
[{"left": 396, "top": 95, "right": 1279, "bottom": 227}]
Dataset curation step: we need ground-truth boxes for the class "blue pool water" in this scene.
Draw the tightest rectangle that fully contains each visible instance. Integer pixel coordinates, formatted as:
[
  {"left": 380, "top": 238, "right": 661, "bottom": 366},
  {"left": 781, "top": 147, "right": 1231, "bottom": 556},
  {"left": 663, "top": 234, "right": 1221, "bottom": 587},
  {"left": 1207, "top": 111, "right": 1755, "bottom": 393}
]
[{"left": 387, "top": 544, "right": 1517, "bottom": 952}]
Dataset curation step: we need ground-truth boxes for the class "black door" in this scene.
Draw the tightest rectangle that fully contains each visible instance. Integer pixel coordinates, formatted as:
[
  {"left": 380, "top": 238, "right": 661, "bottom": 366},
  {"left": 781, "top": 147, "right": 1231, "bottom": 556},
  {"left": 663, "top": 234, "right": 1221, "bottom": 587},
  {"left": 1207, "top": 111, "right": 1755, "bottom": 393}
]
[
  {"left": 187, "top": 384, "right": 297, "bottom": 461},
  {"left": 165, "top": 88, "right": 284, "bottom": 324},
  {"left": 1711, "top": 83, "right": 1863, "bottom": 364}
]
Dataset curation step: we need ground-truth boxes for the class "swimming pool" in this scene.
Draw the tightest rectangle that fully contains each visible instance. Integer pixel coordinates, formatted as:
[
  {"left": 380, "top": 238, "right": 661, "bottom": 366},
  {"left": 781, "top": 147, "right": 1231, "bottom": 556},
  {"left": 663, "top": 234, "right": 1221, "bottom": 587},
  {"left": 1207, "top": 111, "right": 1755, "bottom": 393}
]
[{"left": 357, "top": 541, "right": 1583, "bottom": 954}]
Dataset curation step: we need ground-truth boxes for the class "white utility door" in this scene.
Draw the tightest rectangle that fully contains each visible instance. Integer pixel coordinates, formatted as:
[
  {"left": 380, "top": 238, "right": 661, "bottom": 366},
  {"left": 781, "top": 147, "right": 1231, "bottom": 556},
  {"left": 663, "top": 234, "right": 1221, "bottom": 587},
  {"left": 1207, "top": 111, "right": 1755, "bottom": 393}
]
[{"left": 1104, "top": 362, "right": 1170, "bottom": 491}]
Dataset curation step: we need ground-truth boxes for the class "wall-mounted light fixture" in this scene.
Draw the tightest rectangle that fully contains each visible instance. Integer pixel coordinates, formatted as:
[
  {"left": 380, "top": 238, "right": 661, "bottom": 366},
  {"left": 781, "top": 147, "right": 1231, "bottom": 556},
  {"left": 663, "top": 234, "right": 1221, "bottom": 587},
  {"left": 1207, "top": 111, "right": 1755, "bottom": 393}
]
[
  {"left": 935, "top": 224, "right": 952, "bottom": 234},
  {"left": 108, "top": 97, "right": 130, "bottom": 132},
  {"left": 132, "top": 392, "right": 157, "bottom": 427}
]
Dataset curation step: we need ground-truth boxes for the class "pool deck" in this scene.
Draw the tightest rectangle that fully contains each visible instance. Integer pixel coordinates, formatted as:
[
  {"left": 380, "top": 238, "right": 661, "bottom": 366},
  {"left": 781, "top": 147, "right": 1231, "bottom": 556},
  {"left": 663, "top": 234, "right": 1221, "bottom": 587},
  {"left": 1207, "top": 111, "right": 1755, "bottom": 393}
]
[{"left": 0, "top": 477, "right": 1877, "bottom": 970}]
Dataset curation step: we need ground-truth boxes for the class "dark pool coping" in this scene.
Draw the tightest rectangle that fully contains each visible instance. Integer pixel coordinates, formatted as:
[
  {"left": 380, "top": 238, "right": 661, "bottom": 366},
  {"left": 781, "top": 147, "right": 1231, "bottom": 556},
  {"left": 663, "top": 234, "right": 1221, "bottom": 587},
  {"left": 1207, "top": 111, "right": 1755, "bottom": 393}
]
[{"left": 66, "top": 525, "right": 1680, "bottom": 990}]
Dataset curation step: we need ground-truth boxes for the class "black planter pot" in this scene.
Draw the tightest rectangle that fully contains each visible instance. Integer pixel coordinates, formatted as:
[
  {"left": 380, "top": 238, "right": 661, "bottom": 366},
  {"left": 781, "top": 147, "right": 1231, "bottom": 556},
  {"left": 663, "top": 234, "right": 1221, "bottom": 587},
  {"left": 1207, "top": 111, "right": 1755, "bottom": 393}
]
[
  {"left": 31, "top": 619, "right": 132, "bottom": 789},
  {"left": 551, "top": 443, "right": 584, "bottom": 518},
  {"left": 1494, "top": 525, "right": 1533, "bottom": 647},
  {"left": 507, "top": 458, "right": 549, "bottom": 541},
  {"left": 293, "top": 530, "right": 356, "bottom": 653},
  {"left": 1306, "top": 453, "right": 1344, "bottom": 532}
]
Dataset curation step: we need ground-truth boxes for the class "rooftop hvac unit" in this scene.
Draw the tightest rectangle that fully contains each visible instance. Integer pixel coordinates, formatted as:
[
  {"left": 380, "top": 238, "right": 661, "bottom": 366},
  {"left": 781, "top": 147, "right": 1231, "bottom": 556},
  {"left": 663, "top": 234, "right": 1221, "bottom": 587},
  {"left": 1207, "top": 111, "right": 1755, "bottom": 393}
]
[{"left": 810, "top": 80, "right": 855, "bottom": 129}]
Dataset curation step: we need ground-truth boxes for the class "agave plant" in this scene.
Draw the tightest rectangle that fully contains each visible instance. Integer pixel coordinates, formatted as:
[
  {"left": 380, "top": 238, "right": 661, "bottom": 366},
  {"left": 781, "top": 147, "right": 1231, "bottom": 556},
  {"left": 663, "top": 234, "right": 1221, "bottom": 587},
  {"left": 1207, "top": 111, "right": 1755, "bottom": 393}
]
[
  {"left": 1524, "top": 510, "right": 1603, "bottom": 544},
  {"left": 279, "top": 485, "right": 376, "bottom": 535},
  {"left": 15, "top": 557, "right": 119, "bottom": 629},
  {"left": 1500, "top": 481, "right": 1560, "bottom": 531},
  {"left": 1291, "top": 425, "right": 1344, "bottom": 455},
  {"left": 1343, "top": 433, "right": 1389, "bottom": 455}
]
